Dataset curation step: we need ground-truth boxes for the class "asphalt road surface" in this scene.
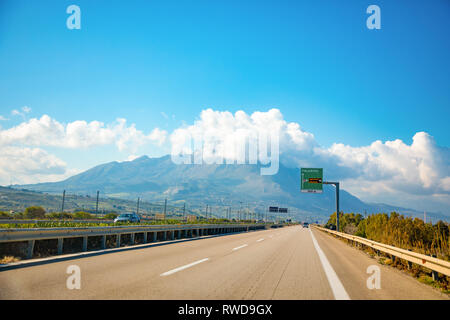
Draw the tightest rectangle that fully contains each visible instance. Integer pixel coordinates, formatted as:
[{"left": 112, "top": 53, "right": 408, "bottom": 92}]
[{"left": 0, "top": 226, "right": 447, "bottom": 300}]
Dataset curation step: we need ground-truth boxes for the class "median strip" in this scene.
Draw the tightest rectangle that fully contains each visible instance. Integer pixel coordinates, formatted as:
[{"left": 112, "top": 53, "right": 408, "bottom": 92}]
[{"left": 160, "top": 258, "right": 209, "bottom": 276}]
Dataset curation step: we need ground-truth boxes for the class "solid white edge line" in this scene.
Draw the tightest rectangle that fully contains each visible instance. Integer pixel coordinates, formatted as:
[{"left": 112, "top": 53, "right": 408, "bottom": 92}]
[
  {"left": 160, "top": 258, "right": 209, "bottom": 276},
  {"left": 256, "top": 238, "right": 264, "bottom": 242},
  {"left": 309, "top": 228, "right": 350, "bottom": 300},
  {"left": 232, "top": 244, "right": 248, "bottom": 251}
]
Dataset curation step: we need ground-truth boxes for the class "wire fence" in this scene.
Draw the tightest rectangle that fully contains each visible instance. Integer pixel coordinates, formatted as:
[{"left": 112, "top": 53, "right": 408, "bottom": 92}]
[{"left": 1, "top": 189, "right": 300, "bottom": 223}]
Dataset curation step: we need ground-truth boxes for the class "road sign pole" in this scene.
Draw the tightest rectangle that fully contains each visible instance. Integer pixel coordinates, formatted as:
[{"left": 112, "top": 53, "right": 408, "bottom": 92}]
[
  {"left": 324, "top": 181, "right": 340, "bottom": 231},
  {"left": 336, "top": 182, "right": 340, "bottom": 231},
  {"left": 301, "top": 168, "right": 341, "bottom": 230}
]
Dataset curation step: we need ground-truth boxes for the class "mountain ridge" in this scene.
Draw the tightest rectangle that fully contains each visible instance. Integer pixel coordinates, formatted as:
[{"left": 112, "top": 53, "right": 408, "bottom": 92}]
[{"left": 14, "top": 155, "right": 449, "bottom": 222}]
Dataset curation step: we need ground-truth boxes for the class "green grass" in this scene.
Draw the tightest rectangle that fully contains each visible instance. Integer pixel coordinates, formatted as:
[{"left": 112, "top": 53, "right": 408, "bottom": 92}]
[{"left": 417, "top": 275, "right": 446, "bottom": 292}]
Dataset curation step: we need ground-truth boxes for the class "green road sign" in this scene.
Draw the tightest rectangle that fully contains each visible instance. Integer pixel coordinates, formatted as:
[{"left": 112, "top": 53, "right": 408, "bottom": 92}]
[{"left": 301, "top": 168, "right": 323, "bottom": 193}]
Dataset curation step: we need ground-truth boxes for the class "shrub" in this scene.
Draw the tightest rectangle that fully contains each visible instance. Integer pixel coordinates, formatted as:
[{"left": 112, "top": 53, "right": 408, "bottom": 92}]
[
  {"left": 325, "top": 211, "right": 450, "bottom": 261},
  {"left": 0, "top": 211, "right": 11, "bottom": 219},
  {"left": 72, "top": 211, "right": 94, "bottom": 220},
  {"left": 11, "top": 212, "right": 24, "bottom": 219},
  {"left": 46, "top": 212, "right": 74, "bottom": 220},
  {"left": 103, "top": 213, "right": 118, "bottom": 220},
  {"left": 24, "top": 206, "right": 46, "bottom": 219}
]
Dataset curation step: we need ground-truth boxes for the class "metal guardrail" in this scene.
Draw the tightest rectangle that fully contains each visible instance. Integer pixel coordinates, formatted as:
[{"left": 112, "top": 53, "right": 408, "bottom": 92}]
[
  {"left": 0, "top": 223, "right": 265, "bottom": 242},
  {"left": 313, "top": 225, "right": 450, "bottom": 277},
  {"left": 0, "top": 223, "right": 268, "bottom": 260}
]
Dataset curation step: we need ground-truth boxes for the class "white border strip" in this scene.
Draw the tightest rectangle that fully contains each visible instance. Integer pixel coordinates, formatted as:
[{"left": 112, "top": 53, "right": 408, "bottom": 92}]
[
  {"left": 309, "top": 229, "right": 350, "bottom": 300},
  {"left": 160, "top": 258, "right": 209, "bottom": 276}
]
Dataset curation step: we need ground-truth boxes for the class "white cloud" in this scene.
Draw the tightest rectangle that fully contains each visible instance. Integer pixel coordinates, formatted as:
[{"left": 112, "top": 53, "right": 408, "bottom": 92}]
[
  {"left": 170, "top": 108, "right": 317, "bottom": 165},
  {"left": 1, "top": 108, "right": 448, "bottom": 213},
  {"left": 169, "top": 108, "right": 450, "bottom": 208},
  {"left": 160, "top": 112, "right": 169, "bottom": 119},
  {"left": 11, "top": 106, "right": 31, "bottom": 118},
  {"left": 0, "top": 115, "right": 167, "bottom": 152},
  {"left": 148, "top": 127, "right": 168, "bottom": 146},
  {"left": 322, "top": 132, "right": 450, "bottom": 197},
  {"left": 0, "top": 116, "right": 8, "bottom": 121},
  {"left": 0, "top": 115, "right": 167, "bottom": 185},
  {"left": 22, "top": 106, "right": 31, "bottom": 114},
  {"left": 123, "top": 154, "right": 140, "bottom": 162},
  {"left": 0, "top": 146, "right": 77, "bottom": 185}
]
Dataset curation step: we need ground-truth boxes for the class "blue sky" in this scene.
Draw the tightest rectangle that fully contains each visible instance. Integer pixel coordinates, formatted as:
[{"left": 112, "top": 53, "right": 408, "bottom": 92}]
[
  {"left": 0, "top": 1, "right": 449, "bottom": 213},
  {"left": 1, "top": 0, "right": 449, "bottom": 145}
]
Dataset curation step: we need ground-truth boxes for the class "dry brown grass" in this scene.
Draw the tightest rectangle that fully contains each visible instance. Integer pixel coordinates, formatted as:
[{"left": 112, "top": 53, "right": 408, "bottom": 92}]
[{"left": 0, "top": 255, "right": 20, "bottom": 264}]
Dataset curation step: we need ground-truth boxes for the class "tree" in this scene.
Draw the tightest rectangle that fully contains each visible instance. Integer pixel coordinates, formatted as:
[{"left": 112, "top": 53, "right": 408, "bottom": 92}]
[
  {"left": 73, "top": 211, "right": 94, "bottom": 219},
  {"left": 0, "top": 211, "right": 11, "bottom": 219},
  {"left": 24, "top": 206, "right": 46, "bottom": 219},
  {"left": 103, "top": 213, "right": 118, "bottom": 220}
]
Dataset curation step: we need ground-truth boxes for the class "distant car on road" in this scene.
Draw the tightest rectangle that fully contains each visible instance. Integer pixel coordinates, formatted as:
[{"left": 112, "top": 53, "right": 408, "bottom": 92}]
[
  {"left": 114, "top": 213, "right": 140, "bottom": 223},
  {"left": 302, "top": 222, "right": 309, "bottom": 228}
]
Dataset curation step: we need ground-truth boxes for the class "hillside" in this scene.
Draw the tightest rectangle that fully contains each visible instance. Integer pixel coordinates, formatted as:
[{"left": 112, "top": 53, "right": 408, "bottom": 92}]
[
  {"left": 0, "top": 186, "right": 192, "bottom": 218},
  {"left": 12, "top": 155, "right": 448, "bottom": 222}
]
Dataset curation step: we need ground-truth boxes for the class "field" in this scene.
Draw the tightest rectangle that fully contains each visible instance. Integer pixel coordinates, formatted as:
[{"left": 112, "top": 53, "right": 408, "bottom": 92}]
[{"left": 0, "top": 186, "right": 195, "bottom": 217}]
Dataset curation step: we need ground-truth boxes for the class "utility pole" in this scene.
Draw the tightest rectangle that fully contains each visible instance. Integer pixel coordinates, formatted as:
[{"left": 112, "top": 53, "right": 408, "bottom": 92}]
[
  {"left": 136, "top": 197, "right": 140, "bottom": 216},
  {"left": 239, "top": 201, "right": 242, "bottom": 221},
  {"left": 163, "top": 198, "right": 167, "bottom": 220},
  {"left": 95, "top": 190, "right": 99, "bottom": 215},
  {"left": 61, "top": 190, "right": 66, "bottom": 212},
  {"left": 183, "top": 202, "right": 186, "bottom": 221},
  {"left": 205, "top": 204, "right": 208, "bottom": 220},
  {"left": 323, "top": 181, "right": 340, "bottom": 232}
]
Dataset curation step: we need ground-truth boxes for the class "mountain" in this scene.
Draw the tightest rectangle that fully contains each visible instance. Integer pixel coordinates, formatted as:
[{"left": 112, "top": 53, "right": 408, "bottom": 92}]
[{"left": 14, "top": 155, "right": 448, "bottom": 222}]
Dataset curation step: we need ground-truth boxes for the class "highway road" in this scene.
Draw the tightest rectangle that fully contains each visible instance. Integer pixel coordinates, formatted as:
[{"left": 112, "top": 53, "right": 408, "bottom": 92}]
[{"left": 0, "top": 226, "right": 447, "bottom": 300}]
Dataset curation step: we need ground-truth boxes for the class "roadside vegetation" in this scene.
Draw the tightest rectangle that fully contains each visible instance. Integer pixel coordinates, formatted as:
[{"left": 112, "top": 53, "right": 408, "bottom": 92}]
[
  {"left": 0, "top": 207, "right": 112, "bottom": 220},
  {"left": 0, "top": 206, "right": 268, "bottom": 228},
  {"left": 324, "top": 211, "right": 450, "bottom": 293},
  {"left": 0, "top": 208, "right": 273, "bottom": 263}
]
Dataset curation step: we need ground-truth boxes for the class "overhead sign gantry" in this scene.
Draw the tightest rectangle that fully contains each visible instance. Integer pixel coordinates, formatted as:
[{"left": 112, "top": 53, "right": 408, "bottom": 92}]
[
  {"left": 301, "top": 168, "right": 323, "bottom": 193},
  {"left": 301, "top": 168, "right": 341, "bottom": 231}
]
